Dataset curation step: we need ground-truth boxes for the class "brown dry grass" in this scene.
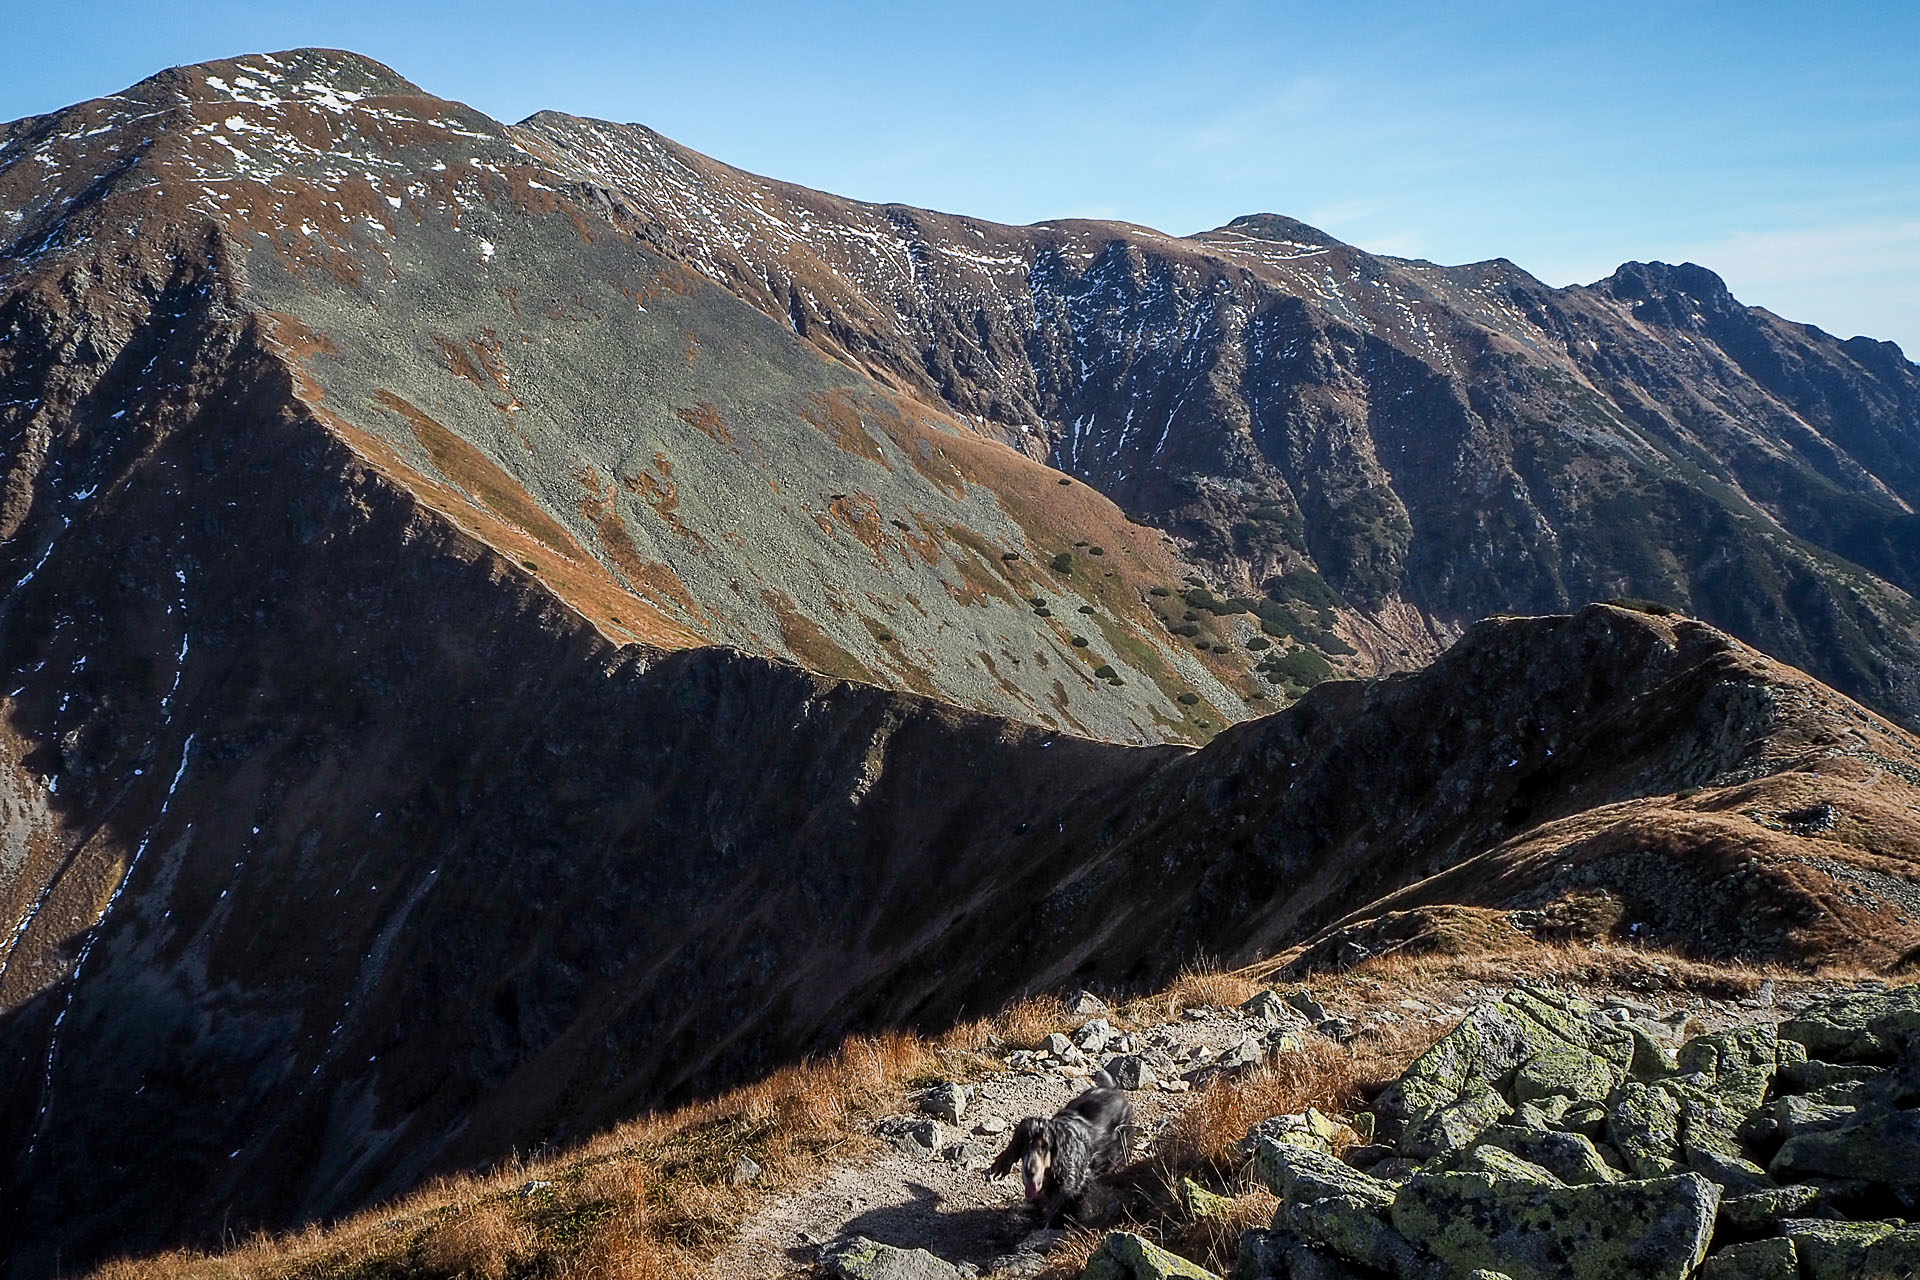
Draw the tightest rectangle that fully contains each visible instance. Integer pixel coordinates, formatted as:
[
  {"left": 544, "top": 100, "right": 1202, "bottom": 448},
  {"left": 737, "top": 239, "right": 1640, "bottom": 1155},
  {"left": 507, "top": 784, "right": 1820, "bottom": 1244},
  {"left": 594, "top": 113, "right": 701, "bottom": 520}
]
[
  {"left": 1157, "top": 1036, "right": 1357, "bottom": 1175},
  {"left": 88, "top": 935, "right": 1861, "bottom": 1280},
  {"left": 87, "top": 999, "right": 1078, "bottom": 1280},
  {"left": 1119, "top": 959, "right": 1264, "bottom": 1026}
]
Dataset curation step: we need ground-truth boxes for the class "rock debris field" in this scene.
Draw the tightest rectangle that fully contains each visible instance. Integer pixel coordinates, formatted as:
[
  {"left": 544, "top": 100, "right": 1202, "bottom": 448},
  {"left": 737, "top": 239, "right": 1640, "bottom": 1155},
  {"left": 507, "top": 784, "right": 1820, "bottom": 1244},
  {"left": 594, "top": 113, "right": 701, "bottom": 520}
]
[{"left": 720, "top": 978, "right": 1920, "bottom": 1280}]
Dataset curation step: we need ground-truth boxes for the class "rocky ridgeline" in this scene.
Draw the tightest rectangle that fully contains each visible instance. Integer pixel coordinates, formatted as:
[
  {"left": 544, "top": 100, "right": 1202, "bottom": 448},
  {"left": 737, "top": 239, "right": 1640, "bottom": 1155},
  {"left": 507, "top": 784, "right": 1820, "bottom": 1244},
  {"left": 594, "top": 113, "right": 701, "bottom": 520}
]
[{"left": 1080, "top": 983, "right": 1920, "bottom": 1280}]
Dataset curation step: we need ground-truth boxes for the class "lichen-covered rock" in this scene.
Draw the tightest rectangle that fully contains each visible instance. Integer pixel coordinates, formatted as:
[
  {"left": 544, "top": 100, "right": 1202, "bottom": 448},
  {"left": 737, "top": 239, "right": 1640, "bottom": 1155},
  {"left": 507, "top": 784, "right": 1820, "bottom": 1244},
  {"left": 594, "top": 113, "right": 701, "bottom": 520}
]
[
  {"left": 1474, "top": 1125, "right": 1620, "bottom": 1185},
  {"left": 1677, "top": 1024, "right": 1777, "bottom": 1116},
  {"left": 1181, "top": 1177, "right": 1234, "bottom": 1219},
  {"left": 1402, "top": 1079, "right": 1512, "bottom": 1159},
  {"left": 821, "top": 1235, "right": 964, "bottom": 1280},
  {"left": 1719, "top": 1184, "right": 1823, "bottom": 1231},
  {"left": 1389, "top": 1170, "right": 1720, "bottom": 1280},
  {"left": 1780, "top": 987, "right": 1920, "bottom": 1061},
  {"left": 1678, "top": 1096, "right": 1773, "bottom": 1194},
  {"left": 1697, "top": 1237, "right": 1798, "bottom": 1280},
  {"left": 1372, "top": 1003, "right": 1538, "bottom": 1140},
  {"left": 1244, "top": 1109, "right": 1353, "bottom": 1157},
  {"left": 1514, "top": 1048, "right": 1617, "bottom": 1104},
  {"left": 1607, "top": 1081, "right": 1685, "bottom": 1177},
  {"left": 1770, "top": 1107, "right": 1920, "bottom": 1186},
  {"left": 1558, "top": 1100, "right": 1610, "bottom": 1138},
  {"left": 1231, "top": 1229, "right": 1363, "bottom": 1280},
  {"left": 1080, "top": 1231, "right": 1220, "bottom": 1280},
  {"left": 1456, "top": 1145, "right": 1563, "bottom": 1188},
  {"left": 1254, "top": 1140, "right": 1436, "bottom": 1277},
  {"left": 1375, "top": 988, "right": 1631, "bottom": 1155},
  {"left": 1782, "top": 1219, "right": 1920, "bottom": 1280},
  {"left": 1623, "top": 1022, "right": 1683, "bottom": 1079},
  {"left": 1255, "top": 1140, "right": 1397, "bottom": 1211},
  {"left": 1761, "top": 1093, "right": 1857, "bottom": 1140}
]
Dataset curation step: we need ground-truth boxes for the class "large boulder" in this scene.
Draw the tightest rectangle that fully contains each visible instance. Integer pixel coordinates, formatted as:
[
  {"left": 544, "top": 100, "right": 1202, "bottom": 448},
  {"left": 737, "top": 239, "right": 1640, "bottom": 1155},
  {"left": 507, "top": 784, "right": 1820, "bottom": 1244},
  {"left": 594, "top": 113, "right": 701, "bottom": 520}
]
[
  {"left": 1402, "top": 1080, "right": 1513, "bottom": 1160},
  {"left": 1770, "top": 1107, "right": 1920, "bottom": 1186},
  {"left": 1696, "top": 1237, "right": 1798, "bottom": 1280},
  {"left": 1780, "top": 987, "right": 1920, "bottom": 1061},
  {"left": 1389, "top": 1169, "right": 1720, "bottom": 1280},
  {"left": 1374, "top": 989, "right": 1629, "bottom": 1157},
  {"left": 1232, "top": 1228, "right": 1367, "bottom": 1280},
  {"left": 1606, "top": 1081, "right": 1685, "bottom": 1178},
  {"left": 1513, "top": 1047, "right": 1617, "bottom": 1105},
  {"left": 1253, "top": 1140, "right": 1436, "bottom": 1278},
  {"left": 1472, "top": 1125, "right": 1619, "bottom": 1186},
  {"left": 1781, "top": 1219, "right": 1920, "bottom": 1280},
  {"left": 821, "top": 1236, "right": 963, "bottom": 1280},
  {"left": 1080, "top": 1231, "right": 1220, "bottom": 1280}
]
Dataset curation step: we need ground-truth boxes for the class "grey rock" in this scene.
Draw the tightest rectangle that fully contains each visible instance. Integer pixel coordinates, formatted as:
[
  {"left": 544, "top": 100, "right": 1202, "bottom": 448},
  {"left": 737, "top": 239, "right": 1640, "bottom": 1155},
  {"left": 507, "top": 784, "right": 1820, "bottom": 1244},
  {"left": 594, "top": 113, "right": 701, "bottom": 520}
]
[
  {"left": 1080, "top": 1231, "right": 1221, "bottom": 1279},
  {"left": 1697, "top": 1237, "right": 1797, "bottom": 1280},
  {"left": 1075, "top": 1018, "right": 1115, "bottom": 1054},
  {"left": 1107, "top": 1054, "right": 1158, "bottom": 1090},
  {"left": 1771, "top": 1106, "right": 1920, "bottom": 1186},
  {"left": 1781, "top": 1219, "right": 1920, "bottom": 1280},
  {"left": 1719, "top": 1183, "right": 1823, "bottom": 1231},
  {"left": 1390, "top": 1169, "right": 1720, "bottom": 1280},
  {"left": 875, "top": 1115, "right": 943, "bottom": 1157},
  {"left": 1780, "top": 986, "right": 1920, "bottom": 1061},
  {"left": 1067, "top": 990, "right": 1111, "bottom": 1017},
  {"left": 1285, "top": 990, "right": 1332, "bottom": 1023},
  {"left": 921, "top": 1081, "right": 970, "bottom": 1125},
  {"left": 1241, "top": 990, "right": 1289, "bottom": 1023},
  {"left": 1216, "top": 1037, "right": 1266, "bottom": 1073},
  {"left": 821, "top": 1235, "right": 964, "bottom": 1280}
]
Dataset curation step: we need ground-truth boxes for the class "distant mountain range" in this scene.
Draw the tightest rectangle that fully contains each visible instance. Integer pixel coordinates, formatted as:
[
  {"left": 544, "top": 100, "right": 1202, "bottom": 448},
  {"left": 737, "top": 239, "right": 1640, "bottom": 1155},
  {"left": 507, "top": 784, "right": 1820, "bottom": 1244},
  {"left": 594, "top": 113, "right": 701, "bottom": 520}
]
[{"left": 1, "top": 49, "right": 1918, "bottom": 1275}]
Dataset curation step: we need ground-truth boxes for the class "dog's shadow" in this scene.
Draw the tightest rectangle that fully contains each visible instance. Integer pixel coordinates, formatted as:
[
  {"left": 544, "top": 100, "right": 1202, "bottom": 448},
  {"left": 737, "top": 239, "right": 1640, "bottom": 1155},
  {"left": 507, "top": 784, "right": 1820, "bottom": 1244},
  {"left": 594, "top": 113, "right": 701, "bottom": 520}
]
[{"left": 789, "top": 1180, "right": 1038, "bottom": 1267}]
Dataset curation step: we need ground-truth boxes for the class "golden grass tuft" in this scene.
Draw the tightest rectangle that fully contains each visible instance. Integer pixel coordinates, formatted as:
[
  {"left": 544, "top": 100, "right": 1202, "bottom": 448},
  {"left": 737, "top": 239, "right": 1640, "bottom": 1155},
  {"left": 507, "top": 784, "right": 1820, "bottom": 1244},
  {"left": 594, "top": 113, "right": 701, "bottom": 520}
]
[
  {"left": 1158, "top": 1035, "right": 1357, "bottom": 1175},
  {"left": 417, "top": 1200, "right": 536, "bottom": 1280}
]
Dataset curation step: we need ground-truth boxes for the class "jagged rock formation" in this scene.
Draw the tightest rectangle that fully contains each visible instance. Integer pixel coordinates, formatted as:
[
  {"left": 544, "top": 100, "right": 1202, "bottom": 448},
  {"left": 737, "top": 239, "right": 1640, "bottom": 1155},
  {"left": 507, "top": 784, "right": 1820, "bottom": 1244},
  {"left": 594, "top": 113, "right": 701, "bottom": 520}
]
[
  {"left": 520, "top": 116, "right": 1920, "bottom": 722},
  {"left": 1, "top": 48, "right": 1919, "bottom": 1280}
]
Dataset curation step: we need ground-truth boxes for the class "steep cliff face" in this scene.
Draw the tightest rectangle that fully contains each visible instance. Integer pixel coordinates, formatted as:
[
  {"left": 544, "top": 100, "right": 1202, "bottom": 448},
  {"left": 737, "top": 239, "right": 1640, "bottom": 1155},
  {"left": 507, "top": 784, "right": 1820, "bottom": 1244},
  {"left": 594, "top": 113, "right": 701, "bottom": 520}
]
[
  {"left": 3, "top": 48, "right": 1920, "bottom": 1280},
  {"left": 521, "top": 117, "right": 1920, "bottom": 719}
]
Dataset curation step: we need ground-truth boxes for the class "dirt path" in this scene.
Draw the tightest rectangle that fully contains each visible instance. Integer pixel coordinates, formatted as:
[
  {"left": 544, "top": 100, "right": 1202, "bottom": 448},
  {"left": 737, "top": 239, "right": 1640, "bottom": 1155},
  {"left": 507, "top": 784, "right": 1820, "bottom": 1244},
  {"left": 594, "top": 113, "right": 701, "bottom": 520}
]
[{"left": 709, "top": 1000, "right": 1374, "bottom": 1278}]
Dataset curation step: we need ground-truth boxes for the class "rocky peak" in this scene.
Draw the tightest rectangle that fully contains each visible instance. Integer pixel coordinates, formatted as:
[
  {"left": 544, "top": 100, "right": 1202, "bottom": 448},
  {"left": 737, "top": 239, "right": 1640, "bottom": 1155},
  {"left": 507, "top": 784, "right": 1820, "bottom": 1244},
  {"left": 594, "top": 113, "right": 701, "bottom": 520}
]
[
  {"left": 1204, "top": 212, "right": 1347, "bottom": 250},
  {"left": 1594, "top": 259, "right": 1741, "bottom": 322}
]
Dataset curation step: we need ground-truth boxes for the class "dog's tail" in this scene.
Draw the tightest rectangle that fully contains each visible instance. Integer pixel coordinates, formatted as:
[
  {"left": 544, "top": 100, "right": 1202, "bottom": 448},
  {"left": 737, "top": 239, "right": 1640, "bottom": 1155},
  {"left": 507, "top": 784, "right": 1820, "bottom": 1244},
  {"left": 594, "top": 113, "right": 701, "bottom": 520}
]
[{"left": 1090, "top": 1067, "right": 1117, "bottom": 1090}]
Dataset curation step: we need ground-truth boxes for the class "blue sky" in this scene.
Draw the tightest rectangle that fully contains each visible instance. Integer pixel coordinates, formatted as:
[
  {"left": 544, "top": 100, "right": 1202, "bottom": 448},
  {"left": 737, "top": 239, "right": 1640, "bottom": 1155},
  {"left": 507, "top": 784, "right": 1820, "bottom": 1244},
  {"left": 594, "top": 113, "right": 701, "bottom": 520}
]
[{"left": 6, "top": 1, "right": 1917, "bottom": 353}]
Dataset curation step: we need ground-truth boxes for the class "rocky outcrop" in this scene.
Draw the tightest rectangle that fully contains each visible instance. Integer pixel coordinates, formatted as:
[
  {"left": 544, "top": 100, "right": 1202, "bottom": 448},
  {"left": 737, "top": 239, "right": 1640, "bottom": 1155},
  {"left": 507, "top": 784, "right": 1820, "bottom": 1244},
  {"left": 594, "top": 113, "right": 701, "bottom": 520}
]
[{"left": 1232, "top": 984, "right": 1920, "bottom": 1280}]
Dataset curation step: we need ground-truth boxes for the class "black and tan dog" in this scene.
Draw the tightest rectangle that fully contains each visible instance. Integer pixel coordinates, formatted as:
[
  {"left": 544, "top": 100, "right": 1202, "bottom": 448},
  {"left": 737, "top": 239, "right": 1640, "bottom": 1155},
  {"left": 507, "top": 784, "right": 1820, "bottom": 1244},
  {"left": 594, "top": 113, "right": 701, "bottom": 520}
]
[{"left": 987, "top": 1071, "right": 1135, "bottom": 1227}]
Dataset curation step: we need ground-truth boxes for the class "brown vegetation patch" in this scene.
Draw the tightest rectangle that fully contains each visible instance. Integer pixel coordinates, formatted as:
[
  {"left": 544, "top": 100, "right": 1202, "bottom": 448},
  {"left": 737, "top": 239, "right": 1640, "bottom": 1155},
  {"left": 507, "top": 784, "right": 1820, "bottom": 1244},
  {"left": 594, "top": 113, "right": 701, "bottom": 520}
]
[
  {"left": 433, "top": 332, "right": 512, "bottom": 401},
  {"left": 372, "top": 389, "right": 577, "bottom": 559},
  {"left": 761, "top": 588, "right": 873, "bottom": 685},
  {"left": 797, "top": 389, "right": 891, "bottom": 469},
  {"left": 317, "top": 411, "right": 704, "bottom": 649},
  {"left": 675, "top": 402, "right": 735, "bottom": 447}
]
